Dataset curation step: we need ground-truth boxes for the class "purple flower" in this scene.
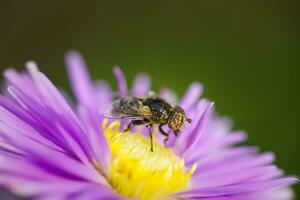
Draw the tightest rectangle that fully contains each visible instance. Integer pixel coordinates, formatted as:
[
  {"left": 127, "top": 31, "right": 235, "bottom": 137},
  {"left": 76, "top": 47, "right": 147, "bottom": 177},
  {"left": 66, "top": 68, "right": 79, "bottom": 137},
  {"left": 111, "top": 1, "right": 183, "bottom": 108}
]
[{"left": 0, "top": 51, "right": 297, "bottom": 200}]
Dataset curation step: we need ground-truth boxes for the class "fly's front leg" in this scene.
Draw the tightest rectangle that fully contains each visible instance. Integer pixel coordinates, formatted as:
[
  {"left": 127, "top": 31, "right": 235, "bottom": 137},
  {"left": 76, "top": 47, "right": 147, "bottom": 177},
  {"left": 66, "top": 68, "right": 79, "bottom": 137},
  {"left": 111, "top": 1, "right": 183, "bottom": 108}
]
[
  {"left": 159, "top": 124, "right": 169, "bottom": 146},
  {"left": 174, "top": 130, "right": 180, "bottom": 137},
  {"left": 123, "top": 119, "right": 149, "bottom": 132}
]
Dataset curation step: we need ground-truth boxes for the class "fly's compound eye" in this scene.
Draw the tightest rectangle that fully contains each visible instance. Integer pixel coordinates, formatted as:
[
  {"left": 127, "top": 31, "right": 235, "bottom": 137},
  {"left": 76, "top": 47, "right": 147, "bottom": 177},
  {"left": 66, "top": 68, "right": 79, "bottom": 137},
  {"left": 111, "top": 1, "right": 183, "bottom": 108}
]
[{"left": 168, "top": 112, "right": 185, "bottom": 131}]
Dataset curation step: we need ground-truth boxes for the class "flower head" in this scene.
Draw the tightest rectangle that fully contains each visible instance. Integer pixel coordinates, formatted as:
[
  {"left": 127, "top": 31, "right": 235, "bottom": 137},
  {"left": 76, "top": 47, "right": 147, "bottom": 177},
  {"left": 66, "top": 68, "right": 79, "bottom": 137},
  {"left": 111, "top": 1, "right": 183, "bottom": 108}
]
[
  {"left": 0, "top": 51, "right": 297, "bottom": 200},
  {"left": 104, "top": 119, "right": 196, "bottom": 199}
]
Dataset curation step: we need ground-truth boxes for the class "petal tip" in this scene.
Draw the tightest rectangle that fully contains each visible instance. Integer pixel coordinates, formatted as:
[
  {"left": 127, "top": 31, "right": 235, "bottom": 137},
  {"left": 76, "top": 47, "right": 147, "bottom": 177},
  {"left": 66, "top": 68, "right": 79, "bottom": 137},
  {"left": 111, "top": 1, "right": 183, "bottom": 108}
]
[
  {"left": 65, "top": 50, "right": 81, "bottom": 58},
  {"left": 25, "top": 61, "right": 38, "bottom": 72},
  {"left": 65, "top": 50, "right": 84, "bottom": 67},
  {"left": 113, "top": 66, "right": 122, "bottom": 74}
]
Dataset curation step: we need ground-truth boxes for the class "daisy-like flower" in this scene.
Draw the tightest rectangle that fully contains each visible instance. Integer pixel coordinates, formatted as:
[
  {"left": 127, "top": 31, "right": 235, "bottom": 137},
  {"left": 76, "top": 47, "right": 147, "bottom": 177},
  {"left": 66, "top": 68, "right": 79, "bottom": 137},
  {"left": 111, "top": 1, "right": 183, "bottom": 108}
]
[{"left": 0, "top": 51, "right": 297, "bottom": 200}]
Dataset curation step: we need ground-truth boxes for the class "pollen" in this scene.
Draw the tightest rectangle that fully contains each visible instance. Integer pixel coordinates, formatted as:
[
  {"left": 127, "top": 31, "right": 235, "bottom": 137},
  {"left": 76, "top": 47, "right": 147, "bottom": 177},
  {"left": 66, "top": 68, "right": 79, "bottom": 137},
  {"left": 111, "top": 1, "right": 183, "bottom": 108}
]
[{"left": 102, "top": 120, "right": 197, "bottom": 200}]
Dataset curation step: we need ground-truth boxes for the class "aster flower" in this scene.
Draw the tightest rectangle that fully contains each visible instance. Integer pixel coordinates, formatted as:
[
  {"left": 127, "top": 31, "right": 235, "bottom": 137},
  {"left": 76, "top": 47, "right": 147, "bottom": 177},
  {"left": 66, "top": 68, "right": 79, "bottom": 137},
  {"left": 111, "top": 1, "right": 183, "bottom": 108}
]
[{"left": 0, "top": 51, "right": 297, "bottom": 200}]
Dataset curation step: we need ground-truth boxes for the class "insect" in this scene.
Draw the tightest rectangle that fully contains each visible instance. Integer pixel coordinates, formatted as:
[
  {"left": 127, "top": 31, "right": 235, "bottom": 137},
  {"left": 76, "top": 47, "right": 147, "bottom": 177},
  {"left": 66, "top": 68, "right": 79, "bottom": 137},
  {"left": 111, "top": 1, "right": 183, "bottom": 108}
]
[{"left": 102, "top": 95, "right": 192, "bottom": 151}]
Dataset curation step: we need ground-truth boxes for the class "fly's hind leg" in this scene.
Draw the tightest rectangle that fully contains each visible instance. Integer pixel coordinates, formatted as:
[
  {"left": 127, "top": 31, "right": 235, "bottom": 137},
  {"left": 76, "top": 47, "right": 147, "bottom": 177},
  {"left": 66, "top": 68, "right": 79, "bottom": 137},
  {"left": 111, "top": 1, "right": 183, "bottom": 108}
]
[
  {"left": 159, "top": 124, "right": 169, "bottom": 146},
  {"left": 146, "top": 124, "right": 154, "bottom": 152},
  {"left": 123, "top": 119, "right": 153, "bottom": 151},
  {"left": 123, "top": 119, "right": 149, "bottom": 132}
]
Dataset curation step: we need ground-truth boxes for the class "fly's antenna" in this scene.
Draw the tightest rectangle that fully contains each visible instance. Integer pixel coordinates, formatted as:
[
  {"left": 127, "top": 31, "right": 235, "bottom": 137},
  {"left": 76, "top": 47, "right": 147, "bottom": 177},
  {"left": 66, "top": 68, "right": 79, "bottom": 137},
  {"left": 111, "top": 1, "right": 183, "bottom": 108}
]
[{"left": 187, "top": 118, "right": 192, "bottom": 123}]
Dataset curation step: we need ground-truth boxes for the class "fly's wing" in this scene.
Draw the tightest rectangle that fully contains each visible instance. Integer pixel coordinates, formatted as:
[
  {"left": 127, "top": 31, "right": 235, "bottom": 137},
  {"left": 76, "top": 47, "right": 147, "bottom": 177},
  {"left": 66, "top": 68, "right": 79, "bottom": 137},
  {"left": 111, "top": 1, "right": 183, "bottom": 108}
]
[
  {"left": 112, "top": 97, "right": 143, "bottom": 117},
  {"left": 101, "top": 97, "right": 148, "bottom": 119}
]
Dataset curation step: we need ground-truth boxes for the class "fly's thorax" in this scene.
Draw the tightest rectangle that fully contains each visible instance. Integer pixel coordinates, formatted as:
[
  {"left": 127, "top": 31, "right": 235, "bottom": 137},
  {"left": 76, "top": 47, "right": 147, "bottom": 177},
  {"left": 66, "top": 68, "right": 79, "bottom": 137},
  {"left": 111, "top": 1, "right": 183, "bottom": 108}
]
[
  {"left": 146, "top": 109, "right": 169, "bottom": 124},
  {"left": 168, "top": 106, "right": 186, "bottom": 131},
  {"left": 157, "top": 109, "right": 169, "bottom": 123},
  {"left": 143, "top": 97, "right": 173, "bottom": 124}
]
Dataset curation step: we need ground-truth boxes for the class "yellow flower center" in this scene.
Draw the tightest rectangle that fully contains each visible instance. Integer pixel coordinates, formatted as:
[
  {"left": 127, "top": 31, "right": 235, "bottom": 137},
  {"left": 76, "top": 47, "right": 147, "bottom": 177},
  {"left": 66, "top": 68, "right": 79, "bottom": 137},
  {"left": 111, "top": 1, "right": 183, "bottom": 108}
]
[{"left": 102, "top": 120, "right": 196, "bottom": 200}]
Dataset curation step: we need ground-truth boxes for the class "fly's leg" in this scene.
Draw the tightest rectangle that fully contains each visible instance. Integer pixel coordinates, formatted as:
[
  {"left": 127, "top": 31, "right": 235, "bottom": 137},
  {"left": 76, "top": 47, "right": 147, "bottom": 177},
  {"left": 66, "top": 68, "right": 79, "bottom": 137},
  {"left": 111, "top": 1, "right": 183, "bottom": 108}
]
[
  {"left": 146, "top": 124, "right": 154, "bottom": 152},
  {"left": 123, "top": 119, "right": 153, "bottom": 151},
  {"left": 159, "top": 124, "right": 169, "bottom": 146},
  {"left": 123, "top": 119, "right": 149, "bottom": 132},
  {"left": 174, "top": 130, "right": 179, "bottom": 137}
]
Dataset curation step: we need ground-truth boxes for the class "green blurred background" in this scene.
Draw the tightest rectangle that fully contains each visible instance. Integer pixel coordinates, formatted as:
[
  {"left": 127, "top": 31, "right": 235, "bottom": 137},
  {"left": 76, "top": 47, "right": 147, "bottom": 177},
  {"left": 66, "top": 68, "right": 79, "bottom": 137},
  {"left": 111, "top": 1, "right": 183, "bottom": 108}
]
[{"left": 0, "top": 0, "right": 299, "bottom": 198}]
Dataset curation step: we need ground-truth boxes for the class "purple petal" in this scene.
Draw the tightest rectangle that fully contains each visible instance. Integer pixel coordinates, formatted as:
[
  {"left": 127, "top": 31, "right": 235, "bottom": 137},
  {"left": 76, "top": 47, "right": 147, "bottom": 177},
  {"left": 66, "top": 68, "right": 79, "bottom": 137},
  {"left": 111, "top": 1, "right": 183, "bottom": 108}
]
[
  {"left": 191, "top": 166, "right": 281, "bottom": 188},
  {"left": 113, "top": 67, "right": 127, "bottom": 97},
  {"left": 0, "top": 106, "right": 64, "bottom": 154},
  {"left": 175, "top": 99, "right": 214, "bottom": 155},
  {"left": 0, "top": 108, "right": 105, "bottom": 184},
  {"left": 65, "top": 52, "right": 111, "bottom": 175},
  {"left": 131, "top": 73, "right": 150, "bottom": 97},
  {"left": 195, "top": 152, "right": 275, "bottom": 176},
  {"left": 65, "top": 51, "right": 95, "bottom": 109},
  {"left": 0, "top": 177, "right": 115, "bottom": 199},
  {"left": 94, "top": 81, "right": 113, "bottom": 110},
  {"left": 77, "top": 106, "right": 111, "bottom": 177},
  {"left": 179, "top": 82, "right": 203, "bottom": 111},
  {"left": 185, "top": 131, "right": 247, "bottom": 164},
  {"left": 174, "top": 178, "right": 298, "bottom": 198},
  {"left": 159, "top": 87, "right": 178, "bottom": 105},
  {"left": 4, "top": 68, "right": 41, "bottom": 104},
  {"left": 6, "top": 86, "right": 92, "bottom": 164}
]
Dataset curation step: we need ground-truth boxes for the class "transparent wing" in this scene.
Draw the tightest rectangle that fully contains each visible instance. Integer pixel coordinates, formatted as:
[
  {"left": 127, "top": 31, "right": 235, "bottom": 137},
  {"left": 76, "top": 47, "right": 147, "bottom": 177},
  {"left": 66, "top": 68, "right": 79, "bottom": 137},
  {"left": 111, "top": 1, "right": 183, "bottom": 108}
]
[
  {"left": 100, "top": 103, "right": 140, "bottom": 119},
  {"left": 100, "top": 97, "right": 148, "bottom": 119}
]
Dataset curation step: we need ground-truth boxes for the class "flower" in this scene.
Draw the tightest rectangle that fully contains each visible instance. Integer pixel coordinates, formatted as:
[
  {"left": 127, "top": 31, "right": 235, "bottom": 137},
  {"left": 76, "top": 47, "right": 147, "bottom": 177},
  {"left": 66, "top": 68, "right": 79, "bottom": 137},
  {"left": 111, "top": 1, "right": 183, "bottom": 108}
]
[{"left": 0, "top": 51, "right": 297, "bottom": 200}]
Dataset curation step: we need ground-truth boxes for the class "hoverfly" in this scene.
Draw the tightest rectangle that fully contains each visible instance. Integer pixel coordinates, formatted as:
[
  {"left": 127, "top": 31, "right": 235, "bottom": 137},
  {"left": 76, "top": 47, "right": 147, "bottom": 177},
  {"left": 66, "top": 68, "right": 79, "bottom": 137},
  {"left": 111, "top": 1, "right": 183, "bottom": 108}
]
[{"left": 102, "top": 94, "right": 192, "bottom": 151}]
